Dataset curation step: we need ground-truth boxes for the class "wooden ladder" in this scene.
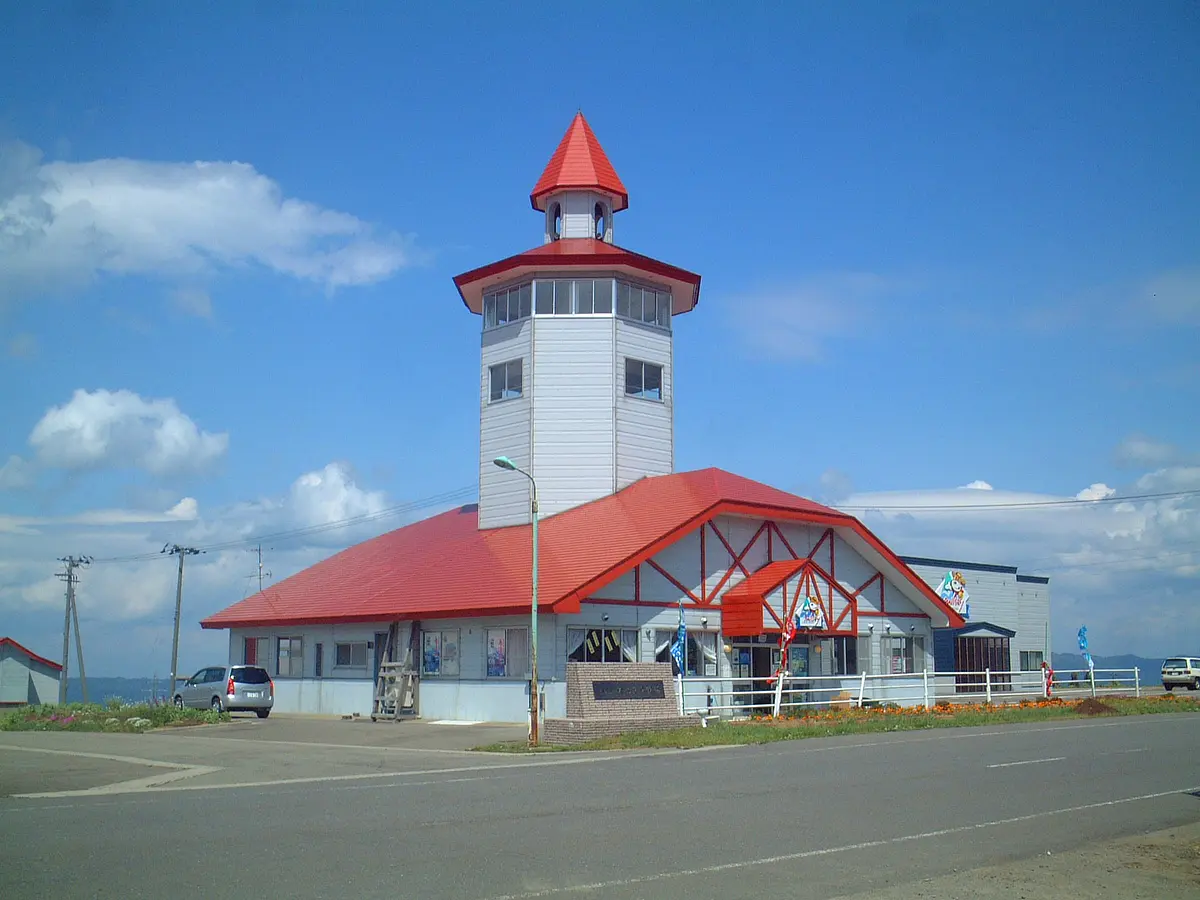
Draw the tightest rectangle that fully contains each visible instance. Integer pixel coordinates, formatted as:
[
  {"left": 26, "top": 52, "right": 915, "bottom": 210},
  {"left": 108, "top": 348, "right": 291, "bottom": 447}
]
[{"left": 370, "top": 621, "right": 420, "bottom": 721}]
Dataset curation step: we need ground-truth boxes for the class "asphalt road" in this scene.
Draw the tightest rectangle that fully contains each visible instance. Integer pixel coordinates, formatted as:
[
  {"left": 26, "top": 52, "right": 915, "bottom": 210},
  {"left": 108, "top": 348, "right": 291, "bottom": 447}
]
[{"left": 2, "top": 714, "right": 1199, "bottom": 899}]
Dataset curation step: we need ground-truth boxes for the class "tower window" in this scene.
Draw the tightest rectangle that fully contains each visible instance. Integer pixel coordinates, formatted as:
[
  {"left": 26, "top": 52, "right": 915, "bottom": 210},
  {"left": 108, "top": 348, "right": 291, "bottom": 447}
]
[
  {"left": 549, "top": 202, "right": 562, "bottom": 241},
  {"left": 624, "top": 358, "right": 663, "bottom": 401},
  {"left": 489, "top": 359, "right": 523, "bottom": 402},
  {"left": 594, "top": 203, "right": 608, "bottom": 240},
  {"left": 483, "top": 283, "right": 532, "bottom": 330},
  {"left": 615, "top": 281, "right": 671, "bottom": 330}
]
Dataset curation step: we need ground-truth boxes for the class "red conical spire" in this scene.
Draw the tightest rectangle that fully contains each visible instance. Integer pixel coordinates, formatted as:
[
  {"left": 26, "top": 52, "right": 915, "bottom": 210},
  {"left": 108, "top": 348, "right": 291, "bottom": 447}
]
[{"left": 530, "top": 112, "right": 629, "bottom": 212}]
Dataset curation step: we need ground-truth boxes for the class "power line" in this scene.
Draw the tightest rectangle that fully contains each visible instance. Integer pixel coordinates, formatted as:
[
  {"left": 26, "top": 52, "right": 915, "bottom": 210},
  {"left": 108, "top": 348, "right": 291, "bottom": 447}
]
[
  {"left": 839, "top": 487, "right": 1200, "bottom": 513},
  {"left": 91, "top": 484, "right": 476, "bottom": 564}
]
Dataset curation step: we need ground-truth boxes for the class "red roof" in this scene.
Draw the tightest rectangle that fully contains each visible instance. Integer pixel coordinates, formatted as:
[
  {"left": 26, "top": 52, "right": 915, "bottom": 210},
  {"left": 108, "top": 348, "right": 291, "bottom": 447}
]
[
  {"left": 201, "top": 468, "right": 963, "bottom": 631},
  {"left": 531, "top": 113, "right": 629, "bottom": 212},
  {"left": 0, "top": 637, "right": 62, "bottom": 672},
  {"left": 453, "top": 238, "right": 702, "bottom": 316}
]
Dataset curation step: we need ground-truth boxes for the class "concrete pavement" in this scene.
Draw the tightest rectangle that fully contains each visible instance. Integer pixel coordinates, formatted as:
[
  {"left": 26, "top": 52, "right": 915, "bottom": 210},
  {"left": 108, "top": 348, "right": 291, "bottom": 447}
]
[{"left": 1, "top": 713, "right": 1198, "bottom": 898}]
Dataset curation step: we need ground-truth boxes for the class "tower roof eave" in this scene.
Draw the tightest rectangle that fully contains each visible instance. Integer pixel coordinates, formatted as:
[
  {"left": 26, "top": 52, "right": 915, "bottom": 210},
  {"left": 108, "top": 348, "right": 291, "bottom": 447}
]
[{"left": 452, "top": 239, "right": 701, "bottom": 315}]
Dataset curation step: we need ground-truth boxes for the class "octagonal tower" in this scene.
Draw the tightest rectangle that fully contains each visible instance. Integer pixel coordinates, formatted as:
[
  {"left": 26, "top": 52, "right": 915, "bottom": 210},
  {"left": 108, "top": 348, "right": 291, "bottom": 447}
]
[{"left": 454, "top": 113, "right": 702, "bottom": 529}]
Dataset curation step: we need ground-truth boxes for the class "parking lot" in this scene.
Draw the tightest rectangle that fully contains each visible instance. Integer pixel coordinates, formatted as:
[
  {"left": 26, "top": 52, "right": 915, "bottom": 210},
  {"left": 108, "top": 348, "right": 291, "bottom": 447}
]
[{"left": 0, "top": 714, "right": 535, "bottom": 798}]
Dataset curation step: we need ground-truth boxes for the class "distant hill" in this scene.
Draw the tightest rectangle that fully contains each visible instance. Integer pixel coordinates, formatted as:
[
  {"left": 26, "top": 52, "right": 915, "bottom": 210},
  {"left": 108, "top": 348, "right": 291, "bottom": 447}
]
[
  {"left": 64, "top": 677, "right": 170, "bottom": 705},
  {"left": 1051, "top": 653, "right": 1163, "bottom": 675}
]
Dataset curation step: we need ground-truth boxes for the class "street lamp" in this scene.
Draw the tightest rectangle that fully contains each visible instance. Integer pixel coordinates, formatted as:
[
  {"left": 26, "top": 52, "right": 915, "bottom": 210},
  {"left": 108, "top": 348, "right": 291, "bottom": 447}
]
[{"left": 493, "top": 455, "right": 540, "bottom": 746}]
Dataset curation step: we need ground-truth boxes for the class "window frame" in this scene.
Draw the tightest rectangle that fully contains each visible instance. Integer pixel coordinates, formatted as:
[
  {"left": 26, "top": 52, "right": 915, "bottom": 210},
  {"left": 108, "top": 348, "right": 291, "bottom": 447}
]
[
  {"left": 421, "top": 629, "right": 461, "bottom": 678},
  {"left": 243, "top": 636, "right": 268, "bottom": 667},
  {"left": 624, "top": 357, "right": 664, "bottom": 401},
  {"left": 276, "top": 637, "right": 304, "bottom": 678},
  {"left": 654, "top": 629, "right": 717, "bottom": 677},
  {"left": 483, "top": 282, "right": 532, "bottom": 331},
  {"left": 334, "top": 641, "right": 369, "bottom": 670},
  {"left": 486, "top": 627, "right": 531, "bottom": 678},
  {"left": 567, "top": 627, "right": 639, "bottom": 664},
  {"left": 1019, "top": 650, "right": 1045, "bottom": 672},
  {"left": 488, "top": 358, "right": 523, "bottom": 403},
  {"left": 880, "top": 635, "right": 925, "bottom": 675}
]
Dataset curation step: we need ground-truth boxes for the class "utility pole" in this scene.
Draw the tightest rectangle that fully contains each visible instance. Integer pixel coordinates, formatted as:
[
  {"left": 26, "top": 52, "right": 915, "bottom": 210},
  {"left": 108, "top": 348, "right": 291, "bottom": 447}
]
[
  {"left": 251, "top": 543, "right": 272, "bottom": 593},
  {"left": 55, "top": 556, "right": 92, "bottom": 704},
  {"left": 163, "top": 544, "right": 201, "bottom": 700}
]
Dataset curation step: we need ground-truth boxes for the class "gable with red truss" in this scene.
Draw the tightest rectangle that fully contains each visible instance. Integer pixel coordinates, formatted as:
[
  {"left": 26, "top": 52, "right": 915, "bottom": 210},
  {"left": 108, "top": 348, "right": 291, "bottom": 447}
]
[{"left": 581, "top": 513, "right": 962, "bottom": 631}]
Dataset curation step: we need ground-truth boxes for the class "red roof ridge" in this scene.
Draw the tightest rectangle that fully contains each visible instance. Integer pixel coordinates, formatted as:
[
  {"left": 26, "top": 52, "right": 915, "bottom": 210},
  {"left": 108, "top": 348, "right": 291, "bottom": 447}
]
[
  {"left": 201, "top": 467, "right": 962, "bottom": 631},
  {"left": 531, "top": 112, "right": 629, "bottom": 212},
  {"left": 0, "top": 637, "right": 63, "bottom": 672}
]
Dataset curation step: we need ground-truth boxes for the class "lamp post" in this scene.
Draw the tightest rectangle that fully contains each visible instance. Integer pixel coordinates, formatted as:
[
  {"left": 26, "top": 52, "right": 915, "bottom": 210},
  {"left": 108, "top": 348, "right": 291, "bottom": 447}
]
[{"left": 493, "top": 456, "right": 540, "bottom": 745}]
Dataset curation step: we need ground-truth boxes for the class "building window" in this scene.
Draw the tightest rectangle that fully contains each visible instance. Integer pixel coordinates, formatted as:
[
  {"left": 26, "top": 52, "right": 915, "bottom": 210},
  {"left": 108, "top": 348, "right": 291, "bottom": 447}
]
[
  {"left": 567, "top": 628, "right": 638, "bottom": 664},
  {"left": 315, "top": 643, "right": 324, "bottom": 678},
  {"left": 655, "top": 630, "right": 717, "bottom": 677},
  {"left": 243, "top": 637, "right": 268, "bottom": 666},
  {"left": 483, "top": 283, "right": 532, "bottom": 330},
  {"left": 594, "top": 202, "right": 608, "bottom": 240},
  {"left": 881, "top": 636, "right": 924, "bottom": 674},
  {"left": 616, "top": 281, "right": 671, "bottom": 328},
  {"left": 534, "top": 279, "right": 574, "bottom": 315},
  {"left": 335, "top": 641, "right": 368, "bottom": 669},
  {"left": 489, "top": 359, "right": 523, "bottom": 402},
  {"left": 831, "top": 636, "right": 858, "bottom": 676},
  {"left": 277, "top": 637, "right": 304, "bottom": 677},
  {"left": 421, "top": 630, "right": 460, "bottom": 677},
  {"left": 486, "top": 627, "right": 529, "bottom": 678},
  {"left": 549, "top": 202, "right": 562, "bottom": 240},
  {"left": 625, "top": 358, "right": 663, "bottom": 400},
  {"left": 1020, "top": 650, "right": 1044, "bottom": 671}
]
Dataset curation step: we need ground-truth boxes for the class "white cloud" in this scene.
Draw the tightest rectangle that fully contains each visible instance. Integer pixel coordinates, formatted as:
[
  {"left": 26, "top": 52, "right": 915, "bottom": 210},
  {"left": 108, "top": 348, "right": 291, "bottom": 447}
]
[
  {"left": 0, "top": 460, "right": 419, "bottom": 675},
  {"left": 729, "top": 272, "right": 913, "bottom": 361},
  {"left": 0, "top": 454, "right": 34, "bottom": 489},
  {"left": 29, "top": 388, "right": 228, "bottom": 475},
  {"left": 6, "top": 332, "right": 38, "bottom": 358},
  {"left": 169, "top": 287, "right": 213, "bottom": 319},
  {"left": 960, "top": 480, "right": 993, "bottom": 490},
  {"left": 0, "top": 140, "right": 418, "bottom": 300},
  {"left": 1075, "top": 483, "right": 1115, "bottom": 501},
  {"left": 840, "top": 456, "right": 1200, "bottom": 658}
]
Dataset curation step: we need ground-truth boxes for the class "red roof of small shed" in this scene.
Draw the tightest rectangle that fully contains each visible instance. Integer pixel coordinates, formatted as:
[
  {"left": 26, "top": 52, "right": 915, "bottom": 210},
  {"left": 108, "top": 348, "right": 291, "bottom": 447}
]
[
  {"left": 201, "top": 468, "right": 961, "bottom": 631},
  {"left": 0, "top": 637, "right": 63, "bottom": 672},
  {"left": 531, "top": 112, "right": 629, "bottom": 212}
]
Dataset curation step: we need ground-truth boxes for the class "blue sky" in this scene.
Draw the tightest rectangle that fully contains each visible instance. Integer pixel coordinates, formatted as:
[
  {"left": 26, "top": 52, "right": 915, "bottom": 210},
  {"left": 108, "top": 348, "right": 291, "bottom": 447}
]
[{"left": 1, "top": 2, "right": 1197, "bottom": 674}]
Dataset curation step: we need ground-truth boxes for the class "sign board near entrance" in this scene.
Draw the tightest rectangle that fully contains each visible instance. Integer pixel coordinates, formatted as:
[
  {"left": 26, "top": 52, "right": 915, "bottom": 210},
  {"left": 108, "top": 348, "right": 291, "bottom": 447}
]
[{"left": 592, "top": 679, "right": 666, "bottom": 701}]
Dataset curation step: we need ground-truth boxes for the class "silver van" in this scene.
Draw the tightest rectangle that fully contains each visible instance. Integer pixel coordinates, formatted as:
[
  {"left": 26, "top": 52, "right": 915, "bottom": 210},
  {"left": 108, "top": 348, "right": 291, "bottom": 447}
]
[
  {"left": 175, "top": 665, "right": 274, "bottom": 717},
  {"left": 1161, "top": 657, "right": 1200, "bottom": 691}
]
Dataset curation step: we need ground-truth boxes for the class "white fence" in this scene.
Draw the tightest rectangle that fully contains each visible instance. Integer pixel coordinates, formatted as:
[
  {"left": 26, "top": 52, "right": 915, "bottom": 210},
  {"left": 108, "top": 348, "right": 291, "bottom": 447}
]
[{"left": 678, "top": 667, "right": 1142, "bottom": 718}]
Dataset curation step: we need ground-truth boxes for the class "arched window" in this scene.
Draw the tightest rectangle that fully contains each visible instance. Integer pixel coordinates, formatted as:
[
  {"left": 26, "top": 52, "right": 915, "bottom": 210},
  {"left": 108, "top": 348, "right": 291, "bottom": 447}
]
[
  {"left": 549, "top": 202, "right": 562, "bottom": 241},
  {"left": 594, "top": 202, "right": 607, "bottom": 240}
]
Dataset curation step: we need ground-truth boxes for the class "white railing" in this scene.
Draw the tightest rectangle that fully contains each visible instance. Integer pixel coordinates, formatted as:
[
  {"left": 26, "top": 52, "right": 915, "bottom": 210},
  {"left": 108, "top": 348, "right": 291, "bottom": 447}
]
[{"left": 678, "top": 667, "right": 1142, "bottom": 717}]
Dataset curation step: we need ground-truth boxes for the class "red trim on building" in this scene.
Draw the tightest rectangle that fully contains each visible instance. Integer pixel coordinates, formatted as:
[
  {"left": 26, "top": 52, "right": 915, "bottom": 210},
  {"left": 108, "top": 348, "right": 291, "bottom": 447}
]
[
  {"left": 530, "top": 112, "right": 629, "bottom": 212},
  {"left": 0, "top": 637, "right": 65, "bottom": 672}
]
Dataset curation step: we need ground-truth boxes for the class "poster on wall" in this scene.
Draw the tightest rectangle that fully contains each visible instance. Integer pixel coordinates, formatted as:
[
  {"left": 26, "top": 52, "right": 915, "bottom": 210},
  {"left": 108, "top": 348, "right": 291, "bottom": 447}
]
[
  {"left": 788, "top": 644, "right": 809, "bottom": 677},
  {"left": 423, "top": 633, "right": 441, "bottom": 675},
  {"left": 935, "top": 571, "right": 971, "bottom": 619},
  {"left": 487, "top": 631, "right": 507, "bottom": 677}
]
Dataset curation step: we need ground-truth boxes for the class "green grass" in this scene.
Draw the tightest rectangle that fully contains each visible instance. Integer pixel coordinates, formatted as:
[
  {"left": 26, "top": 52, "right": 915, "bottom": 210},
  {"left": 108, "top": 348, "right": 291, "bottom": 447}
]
[
  {"left": 473, "top": 694, "right": 1200, "bottom": 753},
  {"left": 1, "top": 701, "right": 228, "bottom": 733}
]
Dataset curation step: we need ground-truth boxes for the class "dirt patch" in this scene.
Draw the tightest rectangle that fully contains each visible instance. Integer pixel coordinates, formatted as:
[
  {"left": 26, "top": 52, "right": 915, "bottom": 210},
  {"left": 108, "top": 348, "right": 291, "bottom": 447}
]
[
  {"left": 834, "top": 822, "right": 1200, "bottom": 899},
  {"left": 1075, "top": 698, "right": 1117, "bottom": 715}
]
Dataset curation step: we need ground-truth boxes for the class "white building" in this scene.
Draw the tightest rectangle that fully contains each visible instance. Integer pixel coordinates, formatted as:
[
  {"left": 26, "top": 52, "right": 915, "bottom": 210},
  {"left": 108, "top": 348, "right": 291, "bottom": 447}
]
[
  {"left": 0, "top": 638, "right": 62, "bottom": 707},
  {"left": 202, "top": 114, "right": 1047, "bottom": 721}
]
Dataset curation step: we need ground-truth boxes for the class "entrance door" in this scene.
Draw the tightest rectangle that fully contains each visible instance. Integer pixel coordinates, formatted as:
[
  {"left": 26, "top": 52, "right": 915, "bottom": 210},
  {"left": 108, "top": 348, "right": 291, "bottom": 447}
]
[{"left": 752, "top": 646, "right": 775, "bottom": 714}]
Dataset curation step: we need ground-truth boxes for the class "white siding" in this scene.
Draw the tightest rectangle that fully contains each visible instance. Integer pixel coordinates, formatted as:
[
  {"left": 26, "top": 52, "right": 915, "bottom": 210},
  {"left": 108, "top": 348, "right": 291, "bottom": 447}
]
[
  {"left": 1016, "top": 577, "right": 1052, "bottom": 663},
  {"left": 0, "top": 648, "right": 60, "bottom": 705},
  {"left": 531, "top": 316, "right": 617, "bottom": 517},
  {"left": 559, "top": 191, "right": 598, "bottom": 239},
  {"left": 479, "top": 320, "right": 533, "bottom": 528},
  {"left": 615, "top": 319, "right": 673, "bottom": 488}
]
